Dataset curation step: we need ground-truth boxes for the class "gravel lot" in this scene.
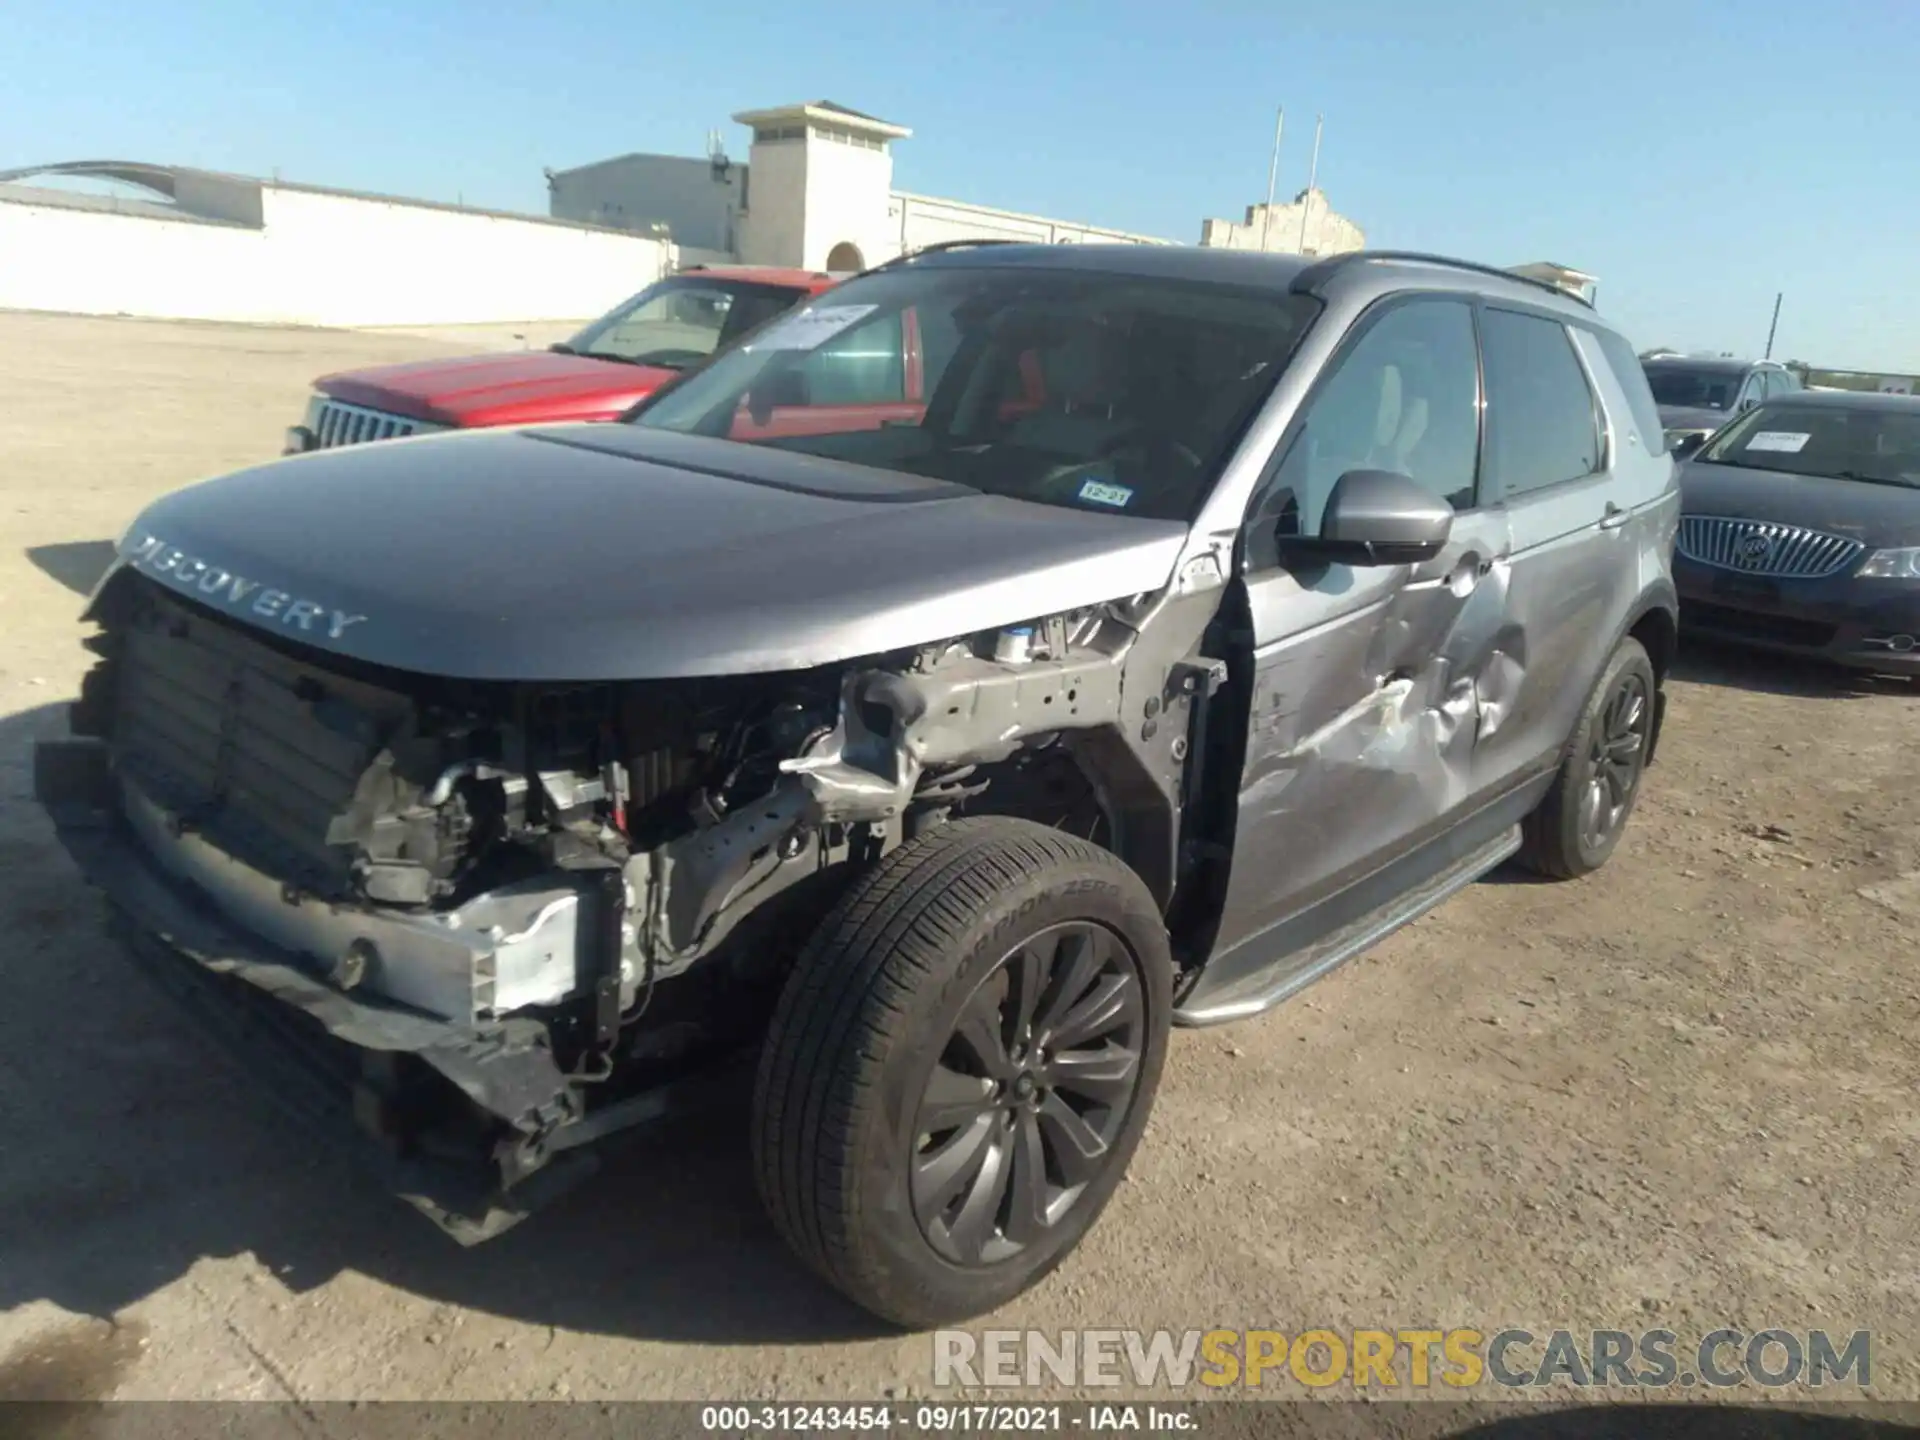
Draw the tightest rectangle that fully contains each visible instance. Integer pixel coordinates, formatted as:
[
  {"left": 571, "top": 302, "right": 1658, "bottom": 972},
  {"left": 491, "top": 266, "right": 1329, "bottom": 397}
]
[{"left": 1, "top": 311, "right": 1915, "bottom": 1407}]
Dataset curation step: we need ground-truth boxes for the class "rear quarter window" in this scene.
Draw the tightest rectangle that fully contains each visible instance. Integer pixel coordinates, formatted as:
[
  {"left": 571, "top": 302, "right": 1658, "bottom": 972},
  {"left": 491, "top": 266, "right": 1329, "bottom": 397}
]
[
  {"left": 1592, "top": 326, "right": 1670, "bottom": 456},
  {"left": 1480, "top": 308, "right": 1604, "bottom": 497}
]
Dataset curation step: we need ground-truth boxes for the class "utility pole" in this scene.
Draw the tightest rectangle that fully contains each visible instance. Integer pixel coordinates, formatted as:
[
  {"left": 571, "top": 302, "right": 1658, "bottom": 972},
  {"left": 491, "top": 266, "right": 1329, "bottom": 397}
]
[
  {"left": 1258, "top": 107, "right": 1284, "bottom": 253},
  {"left": 1764, "top": 291, "right": 1783, "bottom": 359},
  {"left": 1298, "top": 113, "right": 1324, "bottom": 254}
]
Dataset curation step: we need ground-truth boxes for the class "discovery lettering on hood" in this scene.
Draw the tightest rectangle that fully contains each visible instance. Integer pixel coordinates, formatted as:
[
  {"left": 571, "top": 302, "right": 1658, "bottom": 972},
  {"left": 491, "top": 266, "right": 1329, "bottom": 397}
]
[{"left": 124, "top": 533, "right": 369, "bottom": 641}]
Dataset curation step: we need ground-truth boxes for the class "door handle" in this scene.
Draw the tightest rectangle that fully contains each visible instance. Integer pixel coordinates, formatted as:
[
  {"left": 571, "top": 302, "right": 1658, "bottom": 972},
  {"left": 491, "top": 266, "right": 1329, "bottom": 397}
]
[{"left": 1599, "top": 502, "right": 1630, "bottom": 531}]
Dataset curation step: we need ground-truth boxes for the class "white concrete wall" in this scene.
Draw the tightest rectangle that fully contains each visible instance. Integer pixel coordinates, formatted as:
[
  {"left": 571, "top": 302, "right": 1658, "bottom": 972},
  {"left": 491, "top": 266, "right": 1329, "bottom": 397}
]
[
  {"left": 891, "top": 191, "right": 1171, "bottom": 253},
  {"left": 1199, "top": 188, "right": 1364, "bottom": 257},
  {"left": 0, "top": 185, "right": 675, "bottom": 327},
  {"left": 735, "top": 128, "right": 900, "bottom": 271},
  {"left": 800, "top": 138, "right": 897, "bottom": 271},
  {"left": 735, "top": 137, "right": 808, "bottom": 268}
]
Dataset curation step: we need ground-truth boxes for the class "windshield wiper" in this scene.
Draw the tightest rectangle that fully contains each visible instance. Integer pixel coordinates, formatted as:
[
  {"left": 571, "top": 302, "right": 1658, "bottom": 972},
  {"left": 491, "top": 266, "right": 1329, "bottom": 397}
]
[{"left": 548, "top": 342, "right": 578, "bottom": 355}]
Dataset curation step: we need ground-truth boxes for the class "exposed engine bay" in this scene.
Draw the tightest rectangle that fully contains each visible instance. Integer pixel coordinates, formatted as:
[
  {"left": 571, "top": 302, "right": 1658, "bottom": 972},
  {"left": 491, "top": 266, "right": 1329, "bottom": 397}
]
[{"left": 59, "top": 572, "right": 1223, "bottom": 1218}]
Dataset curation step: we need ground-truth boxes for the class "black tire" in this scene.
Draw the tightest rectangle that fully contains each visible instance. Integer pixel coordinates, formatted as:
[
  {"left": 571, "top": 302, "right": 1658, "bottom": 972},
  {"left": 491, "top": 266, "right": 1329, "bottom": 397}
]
[
  {"left": 1518, "top": 636, "right": 1658, "bottom": 880},
  {"left": 751, "top": 817, "right": 1172, "bottom": 1329}
]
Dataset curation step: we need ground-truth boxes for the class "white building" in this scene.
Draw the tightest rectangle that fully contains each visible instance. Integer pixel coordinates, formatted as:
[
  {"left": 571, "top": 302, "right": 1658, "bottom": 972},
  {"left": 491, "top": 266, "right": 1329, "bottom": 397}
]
[
  {"left": 0, "top": 99, "right": 1370, "bottom": 327},
  {"left": 547, "top": 99, "right": 1364, "bottom": 271},
  {"left": 1198, "top": 189, "right": 1366, "bottom": 258}
]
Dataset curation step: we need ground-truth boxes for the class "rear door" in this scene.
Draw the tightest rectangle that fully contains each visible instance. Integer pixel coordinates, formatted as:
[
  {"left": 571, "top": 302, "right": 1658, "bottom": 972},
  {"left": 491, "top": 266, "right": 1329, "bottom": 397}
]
[{"left": 1472, "top": 305, "right": 1654, "bottom": 797}]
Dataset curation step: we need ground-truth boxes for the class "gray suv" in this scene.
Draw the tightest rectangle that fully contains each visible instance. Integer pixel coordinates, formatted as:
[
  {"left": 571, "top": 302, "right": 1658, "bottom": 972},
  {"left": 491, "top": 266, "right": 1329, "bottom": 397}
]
[
  {"left": 35, "top": 244, "right": 1679, "bottom": 1328},
  {"left": 1644, "top": 355, "right": 1802, "bottom": 453}
]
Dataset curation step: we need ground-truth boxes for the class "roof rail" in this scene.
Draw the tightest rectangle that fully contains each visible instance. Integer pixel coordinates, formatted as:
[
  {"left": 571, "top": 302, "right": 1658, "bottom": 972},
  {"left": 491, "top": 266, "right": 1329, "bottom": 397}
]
[
  {"left": 1290, "top": 250, "right": 1595, "bottom": 307},
  {"left": 871, "top": 238, "right": 1026, "bottom": 272}
]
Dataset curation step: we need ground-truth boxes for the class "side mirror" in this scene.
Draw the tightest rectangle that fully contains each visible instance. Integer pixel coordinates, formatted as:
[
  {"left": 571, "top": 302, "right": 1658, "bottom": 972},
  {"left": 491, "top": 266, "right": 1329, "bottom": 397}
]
[
  {"left": 1671, "top": 432, "right": 1708, "bottom": 459},
  {"left": 746, "top": 367, "right": 809, "bottom": 424},
  {"left": 1286, "top": 469, "right": 1454, "bottom": 566}
]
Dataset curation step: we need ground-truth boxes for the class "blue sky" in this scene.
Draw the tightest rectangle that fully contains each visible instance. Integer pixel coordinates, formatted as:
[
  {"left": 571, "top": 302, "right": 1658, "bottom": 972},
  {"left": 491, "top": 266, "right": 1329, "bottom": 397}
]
[{"left": 6, "top": 0, "right": 1917, "bottom": 370}]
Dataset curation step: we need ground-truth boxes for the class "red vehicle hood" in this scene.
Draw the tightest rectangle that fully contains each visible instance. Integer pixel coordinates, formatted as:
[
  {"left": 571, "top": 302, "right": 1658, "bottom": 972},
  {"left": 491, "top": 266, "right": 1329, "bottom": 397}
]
[{"left": 313, "top": 351, "right": 679, "bottom": 428}]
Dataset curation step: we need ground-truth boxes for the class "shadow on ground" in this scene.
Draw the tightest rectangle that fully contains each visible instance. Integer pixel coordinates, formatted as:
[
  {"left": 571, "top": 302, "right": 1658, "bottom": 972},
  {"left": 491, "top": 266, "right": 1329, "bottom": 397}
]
[
  {"left": 0, "top": 699, "right": 887, "bottom": 1350},
  {"left": 1671, "top": 636, "right": 1913, "bottom": 699},
  {"left": 1480, "top": 634, "right": 1909, "bottom": 889},
  {"left": 25, "top": 541, "right": 118, "bottom": 599}
]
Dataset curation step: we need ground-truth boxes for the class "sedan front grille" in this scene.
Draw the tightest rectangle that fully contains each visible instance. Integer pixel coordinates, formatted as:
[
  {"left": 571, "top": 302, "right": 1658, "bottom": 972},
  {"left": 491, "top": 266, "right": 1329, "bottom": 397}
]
[
  {"left": 1677, "top": 515, "right": 1865, "bottom": 580},
  {"left": 312, "top": 398, "right": 440, "bottom": 448}
]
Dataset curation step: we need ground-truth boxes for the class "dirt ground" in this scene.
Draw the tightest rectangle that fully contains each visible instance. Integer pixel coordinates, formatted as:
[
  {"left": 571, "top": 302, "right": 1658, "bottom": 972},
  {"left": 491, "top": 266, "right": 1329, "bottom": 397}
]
[{"left": 0, "top": 310, "right": 1915, "bottom": 1407}]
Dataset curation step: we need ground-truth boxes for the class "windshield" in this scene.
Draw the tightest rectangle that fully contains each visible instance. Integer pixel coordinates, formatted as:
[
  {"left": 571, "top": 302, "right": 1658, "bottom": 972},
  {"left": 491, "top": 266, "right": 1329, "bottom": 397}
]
[
  {"left": 1697, "top": 401, "right": 1920, "bottom": 487},
  {"left": 564, "top": 277, "right": 809, "bottom": 369},
  {"left": 1644, "top": 364, "right": 1742, "bottom": 411},
  {"left": 627, "top": 265, "right": 1323, "bottom": 522}
]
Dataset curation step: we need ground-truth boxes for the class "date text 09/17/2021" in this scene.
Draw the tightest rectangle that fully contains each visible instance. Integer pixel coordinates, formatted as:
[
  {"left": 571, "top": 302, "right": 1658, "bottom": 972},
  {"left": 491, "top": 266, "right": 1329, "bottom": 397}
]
[{"left": 699, "top": 1403, "right": 1197, "bottom": 1433}]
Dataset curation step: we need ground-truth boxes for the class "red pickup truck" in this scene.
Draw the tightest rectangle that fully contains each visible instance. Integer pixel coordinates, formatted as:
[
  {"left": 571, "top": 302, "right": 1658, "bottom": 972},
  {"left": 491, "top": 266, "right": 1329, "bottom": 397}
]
[{"left": 282, "top": 265, "right": 842, "bottom": 453}]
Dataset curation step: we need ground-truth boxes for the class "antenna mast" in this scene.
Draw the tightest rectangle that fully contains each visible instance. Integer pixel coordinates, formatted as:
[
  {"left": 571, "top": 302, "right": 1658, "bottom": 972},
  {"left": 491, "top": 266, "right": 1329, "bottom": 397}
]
[
  {"left": 1258, "top": 107, "right": 1284, "bottom": 252},
  {"left": 1298, "top": 114, "right": 1324, "bottom": 253}
]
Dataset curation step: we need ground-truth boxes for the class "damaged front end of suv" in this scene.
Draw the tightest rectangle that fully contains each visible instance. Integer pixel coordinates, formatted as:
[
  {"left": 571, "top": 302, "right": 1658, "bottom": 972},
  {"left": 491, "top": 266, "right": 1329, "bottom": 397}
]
[
  {"left": 36, "top": 460, "right": 1229, "bottom": 1242},
  {"left": 72, "top": 238, "right": 1700, "bottom": 1334},
  {"left": 34, "top": 245, "right": 1682, "bottom": 1326}
]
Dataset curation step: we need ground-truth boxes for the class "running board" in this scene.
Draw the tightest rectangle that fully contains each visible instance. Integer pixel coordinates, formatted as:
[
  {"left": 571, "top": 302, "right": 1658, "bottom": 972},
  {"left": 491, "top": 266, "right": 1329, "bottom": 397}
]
[{"left": 1173, "top": 825, "right": 1522, "bottom": 1028}]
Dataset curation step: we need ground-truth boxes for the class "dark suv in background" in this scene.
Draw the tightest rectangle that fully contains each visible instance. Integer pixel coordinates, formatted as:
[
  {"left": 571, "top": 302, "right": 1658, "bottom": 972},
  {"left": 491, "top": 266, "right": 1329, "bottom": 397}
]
[{"left": 1644, "top": 356, "right": 1801, "bottom": 454}]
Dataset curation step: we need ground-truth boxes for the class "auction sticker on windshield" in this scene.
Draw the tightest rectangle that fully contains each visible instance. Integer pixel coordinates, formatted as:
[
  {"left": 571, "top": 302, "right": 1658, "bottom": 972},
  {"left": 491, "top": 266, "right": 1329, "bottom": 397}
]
[
  {"left": 1745, "top": 431, "right": 1812, "bottom": 453},
  {"left": 747, "top": 304, "right": 879, "bottom": 352}
]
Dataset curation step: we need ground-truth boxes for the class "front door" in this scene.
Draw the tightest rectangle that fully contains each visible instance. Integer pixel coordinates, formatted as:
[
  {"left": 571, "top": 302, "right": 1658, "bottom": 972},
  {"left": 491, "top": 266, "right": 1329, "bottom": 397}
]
[{"left": 1209, "top": 294, "right": 1516, "bottom": 974}]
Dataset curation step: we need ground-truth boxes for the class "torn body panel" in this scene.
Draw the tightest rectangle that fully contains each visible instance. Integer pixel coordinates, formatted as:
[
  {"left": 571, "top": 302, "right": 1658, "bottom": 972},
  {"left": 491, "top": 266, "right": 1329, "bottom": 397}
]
[
  {"left": 1208, "top": 509, "right": 1519, "bottom": 965},
  {"left": 635, "top": 583, "right": 1231, "bottom": 980}
]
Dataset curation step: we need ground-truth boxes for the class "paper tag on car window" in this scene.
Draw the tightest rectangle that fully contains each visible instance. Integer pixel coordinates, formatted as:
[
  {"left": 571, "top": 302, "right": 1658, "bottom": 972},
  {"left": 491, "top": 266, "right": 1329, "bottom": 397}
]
[
  {"left": 1077, "top": 478, "right": 1134, "bottom": 508},
  {"left": 1745, "top": 431, "right": 1811, "bottom": 453},
  {"left": 746, "top": 304, "right": 879, "bottom": 352}
]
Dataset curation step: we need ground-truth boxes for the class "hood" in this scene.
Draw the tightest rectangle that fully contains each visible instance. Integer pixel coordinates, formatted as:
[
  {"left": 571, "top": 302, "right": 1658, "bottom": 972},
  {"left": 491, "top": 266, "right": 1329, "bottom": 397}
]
[
  {"left": 102, "top": 425, "right": 1190, "bottom": 682},
  {"left": 1657, "top": 404, "right": 1733, "bottom": 433},
  {"left": 1679, "top": 461, "right": 1920, "bottom": 545},
  {"left": 314, "top": 352, "right": 677, "bottom": 428}
]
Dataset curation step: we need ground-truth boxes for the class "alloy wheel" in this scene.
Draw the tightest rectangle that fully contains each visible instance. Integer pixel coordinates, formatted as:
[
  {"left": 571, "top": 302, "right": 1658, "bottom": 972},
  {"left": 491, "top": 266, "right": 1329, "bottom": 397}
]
[
  {"left": 910, "top": 921, "right": 1146, "bottom": 1267},
  {"left": 1578, "top": 671, "right": 1651, "bottom": 852}
]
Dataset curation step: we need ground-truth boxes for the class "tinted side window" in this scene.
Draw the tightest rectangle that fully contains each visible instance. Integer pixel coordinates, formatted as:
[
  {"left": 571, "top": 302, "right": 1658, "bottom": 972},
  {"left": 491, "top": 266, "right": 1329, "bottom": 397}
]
[
  {"left": 915, "top": 305, "right": 963, "bottom": 395},
  {"left": 1591, "top": 326, "right": 1668, "bottom": 456},
  {"left": 1481, "top": 308, "right": 1602, "bottom": 498},
  {"left": 804, "top": 311, "right": 906, "bottom": 404},
  {"left": 1247, "top": 298, "right": 1480, "bottom": 562}
]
